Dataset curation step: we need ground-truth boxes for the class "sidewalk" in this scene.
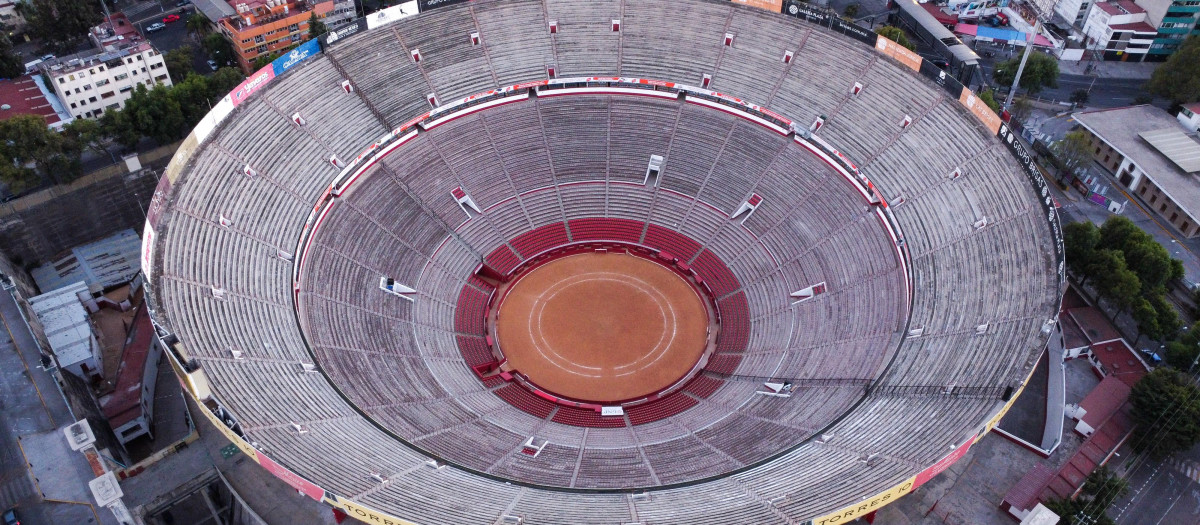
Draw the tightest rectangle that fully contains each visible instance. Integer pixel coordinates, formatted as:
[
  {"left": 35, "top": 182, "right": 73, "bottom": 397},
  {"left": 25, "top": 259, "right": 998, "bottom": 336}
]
[{"left": 1057, "top": 59, "right": 1160, "bottom": 80}]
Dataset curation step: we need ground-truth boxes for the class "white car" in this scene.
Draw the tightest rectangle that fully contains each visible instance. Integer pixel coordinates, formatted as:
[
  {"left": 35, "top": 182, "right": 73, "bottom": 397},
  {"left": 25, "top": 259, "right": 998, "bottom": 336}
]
[
  {"left": 207, "top": 59, "right": 218, "bottom": 71},
  {"left": 146, "top": 22, "right": 166, "bottom": 33}
]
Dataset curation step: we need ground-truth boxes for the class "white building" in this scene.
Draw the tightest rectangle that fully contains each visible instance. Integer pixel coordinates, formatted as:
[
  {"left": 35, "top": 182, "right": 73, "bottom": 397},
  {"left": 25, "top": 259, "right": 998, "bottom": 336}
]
[
  {"left": 1081, "top": 1, "right": 1157, "bottom": 58},
  {"left": 29, "top": 282, "right": 103, "bottom": 380},
  {"left": 1178, "top": 102, "right": 1200, "bottom": 133},
  {"left": 39, "top": 42, "right": 171, "bottom": 120}
]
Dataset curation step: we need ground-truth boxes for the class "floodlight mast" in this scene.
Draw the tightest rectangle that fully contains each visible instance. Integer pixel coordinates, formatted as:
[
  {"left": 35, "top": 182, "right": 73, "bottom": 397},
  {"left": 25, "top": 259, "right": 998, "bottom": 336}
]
[{"left": 1002, "top": 16, "right": 1045, "bottom": 110}]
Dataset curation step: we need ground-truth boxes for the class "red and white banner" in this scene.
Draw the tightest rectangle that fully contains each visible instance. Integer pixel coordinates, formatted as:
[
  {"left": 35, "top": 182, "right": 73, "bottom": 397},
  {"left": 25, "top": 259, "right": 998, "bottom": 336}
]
[{"left": 258, "top": 453, "right": 326, "bottom": 501}]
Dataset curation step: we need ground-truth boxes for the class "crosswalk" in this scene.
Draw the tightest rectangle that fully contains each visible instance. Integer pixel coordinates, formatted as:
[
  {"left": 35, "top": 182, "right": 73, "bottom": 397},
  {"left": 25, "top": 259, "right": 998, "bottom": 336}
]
[
  {"left": 122, "top": 1, "right": 161, "bottom": 19},
  {"left": 1169, "top": 458, "right": 1200, "bottom": 485}
]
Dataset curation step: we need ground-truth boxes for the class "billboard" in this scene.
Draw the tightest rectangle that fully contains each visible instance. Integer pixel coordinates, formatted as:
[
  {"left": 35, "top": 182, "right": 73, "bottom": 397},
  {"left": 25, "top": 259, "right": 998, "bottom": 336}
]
[
  {"left": 332, "top": 495, "right": 420, "bottom": 525},
  {"left": 997, "top": 122, "right": 1066, "bottom": 287},
  {"left": 271, "top": 38, "right": 320, "bottom": 77},
  {"left": 812, "top": 476, "right": 916, "bottom": 525},
  {"left": 959, "top": 89, "right": 1002, "bottom": 135},
  {"left": 730, "top": 0, "right": 785, "bottom": 12},
  {"left": 418, "top": 0, "right": 469, "bottom": 11},
  {"left": 366, "top": 0, "right": 419, "bottom": 29},
  {"left": 320, "top": 18, "right": 368, "bottom": 48},
  {"left": 230, "top": 67, "right": 276, "bottom": 107},
  {"left": 913, "top": 438, "right": 972, "bottom": 489},
  {"left": 258, "top": 453, "right": 326, "bottom": 501},
  {"left": 875, "top": 36, "right": 923, "bottom": 72}
]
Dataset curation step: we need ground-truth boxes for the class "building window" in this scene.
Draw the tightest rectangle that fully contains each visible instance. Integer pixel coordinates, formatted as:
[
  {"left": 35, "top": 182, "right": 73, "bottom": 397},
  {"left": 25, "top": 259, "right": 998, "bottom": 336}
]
[
  {"left": 290, "top": 34, "right": 300, "bottom": 43},
  {"left": 1151, "top": 195, "right": 1158, "bottom": 204},
  {"left": 1171, "top": 212, "right": 1179, "bottom": 222},
  {"left": 136, "top": 55, "right": 143, "bottom": 61},
  {"left": 119, "top": 86, "right": 133, "bottom": 93},
  {"left": 95, "top": 79, "right": 109, "bottom": 87},
  {"left": 58, "top": 77, "right": 65, "bottom": 84},
  {"left": 289, "top": 23, "right": 299, "bottom": 32},
  {"left": 1139, "top": 186, "right": 1147, "bottom": 195},
  {"left": 127, "top": 58, "right": 133, "bottom": 64},
  {"left": 88, "top": 96, "right": 96, "bottom": 103},
  {"left": 101, "top": 91, "right": 114, "bottom": 99},
  {"left": 69, "top": 102, "right": 76, "bottom": 108},
  {"left": 1182, "top": 222, "right": 1191, "bottom": 234},
  {"left": 1095, "top": 147, "right": 1101, "bottom": 154},
  {"left": 255, "top": 34, "right": 264, "bottom": 43}
]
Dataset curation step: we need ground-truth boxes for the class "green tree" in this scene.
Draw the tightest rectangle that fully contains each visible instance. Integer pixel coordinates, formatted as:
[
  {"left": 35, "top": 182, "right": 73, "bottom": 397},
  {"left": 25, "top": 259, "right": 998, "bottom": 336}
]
[
  {"left": 1148, "top": 293, "right": 1181, "bottom": 340},
  {"left": 0, "top": 33, "right": 24, "bottom": 79},
  {"left": 1146, "top": 35, "right": 1200, "bottom": 105},
  {"left": 978, "top": 88, "right": 1001, "bottom": 113},
  {"left": 1087, "top": 249, "right": 1140, "bottom": 316},
  {"left": 874, "top": 26, "right": 915, "bottom": 51},
  {"left": 307, "top": 11, "right": 327, "bottom": 40},
  {"left": 1165, "top": 324, "right": 1200, "bottom": 370},
  {"left": 993, "top": 52, "right": 1060, "bottom": 95},
  {"left": 203, "top": 33, "right": 235, "bottom": 69},
  {"left": 1064, "top": 221, "right": 1101, "bottom": 283},
  {"left": 1130, "top": 368, "right": 1200, "bottom": 458},
  {"left": 186, "top": 12, "right": 210, "bottom": 42},
  {"left": 164, "top": 45, "right": 195, "bottom": 84},
  {"left": 843, "top": 3, "right": 860, "bottom": 18},
  {"left": 1070, "top": 89, "right": 1089, "bottom": 105},
  {"left": 1051, "top": 130, "right": 1094, "bottom": 178},
  {"left": 1010, "top": 96, "right": 1033, "bottom": 122},
  {"left": 208, "top": 67, "right": 246, "bottom": 99},
  {"left": 17, "top": 0, "right": 103, "bottom": 54},
  {"left": 123, "top": 84, "right": 186, "bottom": 145},
  {"left": 0, "top": 114, "right": 82, "bottom": 190},
  {"left": 62, "top": 118, "right": 115, "bottom": 160},
  {"left": 168, "top": 73, "right": 213, "bottom": 128},
  {"left": 1099, "top": 216, "right": 1181, "bottom": 291}
]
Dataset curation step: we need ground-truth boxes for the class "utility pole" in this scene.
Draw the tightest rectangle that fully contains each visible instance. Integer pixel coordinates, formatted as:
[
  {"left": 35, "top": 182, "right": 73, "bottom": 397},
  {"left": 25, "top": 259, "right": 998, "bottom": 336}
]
[{"left": 1003, "top": 17, "right": 1043, "bottom": 110}]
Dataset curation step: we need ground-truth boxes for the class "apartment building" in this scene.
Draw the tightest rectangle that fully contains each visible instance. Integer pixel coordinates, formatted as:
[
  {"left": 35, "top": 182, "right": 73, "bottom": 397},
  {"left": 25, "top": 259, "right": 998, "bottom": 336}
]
[
  {"left": 218, "top": 0, "right": 351, "bottom": 72},
  {"left": 39, "top": 43, "right": 171, "bottom": 120},
  {"left": 1076, "top": 0, "right": 1200, "bottom": 60}
]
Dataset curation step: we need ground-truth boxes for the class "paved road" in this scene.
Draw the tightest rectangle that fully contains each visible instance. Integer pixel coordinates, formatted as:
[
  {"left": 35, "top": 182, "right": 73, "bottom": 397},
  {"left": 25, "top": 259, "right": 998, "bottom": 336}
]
[
  {"left": 1112, "top": 446, "right": 1200, "bottom": 525},
  {"left": 0, "top": 289, "right": 80, "bottom": 525}
]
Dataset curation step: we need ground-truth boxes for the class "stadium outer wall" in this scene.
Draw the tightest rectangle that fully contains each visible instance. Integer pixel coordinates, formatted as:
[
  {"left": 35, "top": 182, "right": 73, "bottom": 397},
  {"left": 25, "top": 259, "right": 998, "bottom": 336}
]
[{"left": 139, "top": 3, "right": 1066, "bottom": 524}]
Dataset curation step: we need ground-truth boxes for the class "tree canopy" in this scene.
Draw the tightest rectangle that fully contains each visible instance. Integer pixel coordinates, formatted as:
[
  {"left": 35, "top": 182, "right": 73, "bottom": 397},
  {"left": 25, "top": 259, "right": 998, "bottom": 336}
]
[
  {"left": 0, "top": 33, "right": 25, "bottom": 79},
  {"left": 308, "top": 11, "right": 328, "bottom": 40},
  {"left": 1166, "top": 324, "right": 1200, "bottom": 371},
  {"left": 165, "top": 45, "right": 195, "bottom": 85},
  {"left": 993, "top": 52, "right": 1059, "bottom": 95},
  {"left": 1051, "top": 130, "right": 1093, "bottom": 178},
  {"left": 1130, "top": 368, "right": 1200, "bottom": 458},
  {"left": 0, "top": 114, "right": 83, "bottom": 192},
  {"left": 875, "top": 26, "right": 915, "bottom": 51},
  {"left": 18, "top": 0, "right": 103, "bottom": 54},
  {"left": 1147, "top": 35, "right": 1200, "bottom": 105}
]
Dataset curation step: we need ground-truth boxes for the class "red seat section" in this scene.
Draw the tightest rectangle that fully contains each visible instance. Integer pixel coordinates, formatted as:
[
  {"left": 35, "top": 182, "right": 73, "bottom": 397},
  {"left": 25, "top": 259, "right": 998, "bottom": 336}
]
[
  {"left": 627, "top": 392, "right": 698, "bottom": 425},
  {"left": 511, "top": 222, "right": 569, "bottom": 258},
  {"left": 552, "top": 405, "right": 627, "bottom": 428},
  {"left": 485, "top": 244, "right": 521, "bottom": 275},
  {"left": 467, "top": 274, "right": 495, "bottom": 292},
  {"left": 683, "top": 374, "right": 723, "bottom": 399},
  {"left": 495, "top": 384, "right": 556, "bottom": 419},
  {"left": 716, "top": 292, "right": 750, "bottom": 355},
  {"left": 704, "top": 354, "right": 743, "bottom": 374},
  {"left": 692, "top": 249, "right": 740, "bottom": 297},
  {"left": 567, "top": 218, "right": 644, "bottom": 243},
  {"left": 455, "top": 335, "right": 493, "bottom": 367},
  {"left": 454, "top": 285, "right": 490, "bottom": 335},
  {"left": 643, "top": 224, "right": 702, "bottom": 261}
]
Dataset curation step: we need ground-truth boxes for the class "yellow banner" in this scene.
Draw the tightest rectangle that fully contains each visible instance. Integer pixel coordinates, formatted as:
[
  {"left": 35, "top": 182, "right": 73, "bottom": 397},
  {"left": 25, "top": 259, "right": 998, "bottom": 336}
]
[
  {"left": 812, "top": 476, "right": 916, "bottom": 525},
  {"left": 334, "top": 496, "right": 420, "bottom": 525}
]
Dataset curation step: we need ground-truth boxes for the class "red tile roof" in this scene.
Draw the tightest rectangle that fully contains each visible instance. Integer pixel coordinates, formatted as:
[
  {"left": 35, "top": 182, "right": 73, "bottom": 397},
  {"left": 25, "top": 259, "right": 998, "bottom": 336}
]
[
  {"left": 1067, "top": 307, "right": 1122, "bottom": 343},
  {"left": 0, "top": 75, "right": 61, "bottom": 125},
  {"left": 100, "top": 305, "right": 155, "bottom": 428},
  {"left": 1109, "top": 21, "right": 1157, "bottom": 33},
  {"left": 1079, "top": 375, "right": 1131, "bottom": 429},
  {"left": 1094, "top": 0, "right": 1146, "bottom": 15},
  {"left": 1090, "top": 340, "right": 1148, "bottom": 387}
]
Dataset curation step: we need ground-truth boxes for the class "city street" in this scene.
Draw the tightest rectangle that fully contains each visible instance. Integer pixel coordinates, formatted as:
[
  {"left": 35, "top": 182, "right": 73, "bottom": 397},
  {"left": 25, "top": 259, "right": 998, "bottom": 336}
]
[{"left": 1111, "top": 441, "right": 1200, "bottom": 524}]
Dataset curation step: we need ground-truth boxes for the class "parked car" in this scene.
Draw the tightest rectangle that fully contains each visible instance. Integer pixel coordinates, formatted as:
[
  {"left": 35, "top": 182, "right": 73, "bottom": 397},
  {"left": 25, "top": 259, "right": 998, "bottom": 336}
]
[
  {"left": 207, "top": 59, "right": 218, "bottom": 71},
  {"left": 176, "top": 0, "right": 190, "bottom": 6},
  {"left": 146, "top": 22, "right": 166, "bottom": 33},
  {"left": 163, "top": 14, "right": 181, "bottom": 23},
  {"left": 2, "top": 508, "right": 18, "bottom": 525}
]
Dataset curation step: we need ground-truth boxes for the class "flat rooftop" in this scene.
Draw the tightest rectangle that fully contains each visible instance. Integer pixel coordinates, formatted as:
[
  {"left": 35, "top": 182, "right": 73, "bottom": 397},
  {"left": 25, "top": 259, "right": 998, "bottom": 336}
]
[{"left": 1074, "top": 105, "right": 1200, "bottom": 220}]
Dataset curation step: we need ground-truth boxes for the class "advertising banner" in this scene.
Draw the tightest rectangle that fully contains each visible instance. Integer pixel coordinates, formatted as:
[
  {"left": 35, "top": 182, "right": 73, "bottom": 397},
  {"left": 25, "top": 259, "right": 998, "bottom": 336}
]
[
  {"left": 917, "top": 60, "right": 965, "bottom": 99},
  {"left": 876, "top": 37, "right": 923, "bottom": 72},
  {"left": 829, "top": 17, "right": 878, "bottom": 46},
  {"left": 812, "top": 476, "right": 916, "bottom": 525},
  {"left": 730, "top": 0, "right": 785, "bottom": 12},
  {"left": 272, "top": 38, "right": 320, "bottom": 77},
  {"left": 230, "top": 67, "right": 276, "bottom": 107},
  {"left": 320, "top": 18, "right": 368, "bottom": 48},
  {"left": 959, "top": 89, "right": 1002, "bottom": 135},
  {"left": 997, "top": 122, "right": 1066, "bottom": 287},
  {"left": 333, "top": 495, "right": 420, "bottom": 525},
  {"left": 913, "top": 439, "right": 972, "bottom": 489},
  {"left": 418, "top": 0, "right": 468, "bottom": 11},
  {"left": 258, "top": 453, "right": 326, "bottom": 501},
  {"left": 785, "top": 1, "right": 832, "bottom": 26},
  {"left": 366, "top": 0, "right": 419, "bottom": 29}
]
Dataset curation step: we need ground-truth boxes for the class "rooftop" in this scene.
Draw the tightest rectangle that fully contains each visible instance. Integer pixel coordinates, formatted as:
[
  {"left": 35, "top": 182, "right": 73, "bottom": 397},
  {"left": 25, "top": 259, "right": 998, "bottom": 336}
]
[
  {"left": 39, "top": 42, "right": 157, "bottom": 77},
  {"left": 1094, "top": 0, "right": 1146, "bottom": 15},
  {"left": 1184, "top": 102, "right": 1200, "bottom": 114},
  {"left": 0, "top": 75, "right": 62, "bottom": 125},
  {"left": 1074, "top": 105, "right": 1200, "bottom": 219},
  {"left": 191, "top": 0, "right": 237, "bottom": 22},
  {"left": 91, "top": 13, "right": 142, "bottom": 50},
  {"left": 1078, "top": 375, "right": 1131, "bottom": 429},
  {"left": 28, "top": 282, "right": 95, "bottom": 368},
  {"left": 32, "top": 229, "right": 142, "bottom": 293},
  {"left": 100, "top": 297, "right": 154, "bottom": 428},
  {"left": 1108, "top": 21, "right": 1157, "bottom": 33}
]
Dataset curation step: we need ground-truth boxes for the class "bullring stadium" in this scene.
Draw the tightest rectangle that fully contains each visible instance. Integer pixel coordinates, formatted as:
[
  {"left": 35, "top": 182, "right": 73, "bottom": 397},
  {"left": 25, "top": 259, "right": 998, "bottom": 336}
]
[{"left": 141, "top": 0, "right": 1066, "bottom": 523}]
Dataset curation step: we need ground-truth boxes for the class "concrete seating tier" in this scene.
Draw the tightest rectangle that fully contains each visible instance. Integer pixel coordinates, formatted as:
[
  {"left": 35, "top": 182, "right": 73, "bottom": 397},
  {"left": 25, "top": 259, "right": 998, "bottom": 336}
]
[{"left": 148, "top": 0, "right": 1058, "bottom": 521}]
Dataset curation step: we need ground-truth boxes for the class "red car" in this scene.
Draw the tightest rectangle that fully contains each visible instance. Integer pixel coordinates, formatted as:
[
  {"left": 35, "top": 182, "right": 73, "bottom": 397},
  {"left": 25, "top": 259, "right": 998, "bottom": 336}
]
[{"left": 163, "top": 14, "right": 180, "bottom": 23}]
